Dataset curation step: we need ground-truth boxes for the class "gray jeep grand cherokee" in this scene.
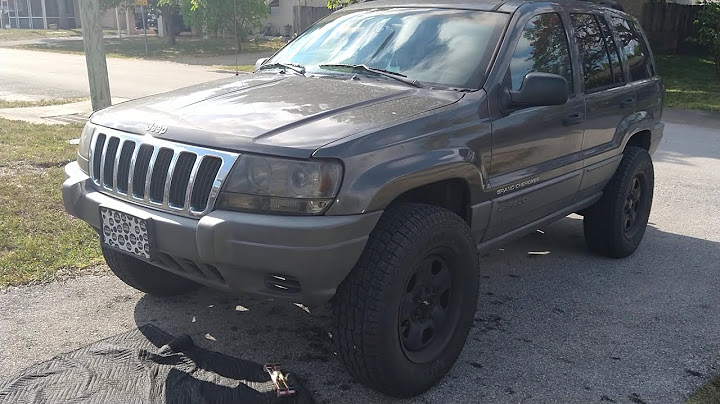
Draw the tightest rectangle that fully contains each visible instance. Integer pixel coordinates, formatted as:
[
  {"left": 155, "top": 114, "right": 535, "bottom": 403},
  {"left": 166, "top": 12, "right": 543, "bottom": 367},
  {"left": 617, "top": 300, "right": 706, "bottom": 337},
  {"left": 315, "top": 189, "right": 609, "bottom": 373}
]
[{"left": 63, "top": 0, "right": 664, "bottom": 397}]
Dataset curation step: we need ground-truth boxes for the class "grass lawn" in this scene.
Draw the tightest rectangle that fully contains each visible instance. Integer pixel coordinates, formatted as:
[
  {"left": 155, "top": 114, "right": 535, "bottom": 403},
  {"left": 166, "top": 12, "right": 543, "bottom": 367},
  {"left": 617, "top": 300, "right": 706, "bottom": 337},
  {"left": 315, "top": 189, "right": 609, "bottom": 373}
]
[
  {"left": 12, "top": 36, "right": 286, "bottom": 60},
  {"left": 0, "top": 98, "right": 88, "bottom": 109},
  {"left": 0, "top": 28, "right": 122, "bottom": 42},
  {"left": 655, "top": 55, "right": 720, "bottom": 111},
  {"left": 0, "top": 118, "right": 102, "bottom": 287},
  {"left": 0, "top": 28, "right": 84, "bottom": 42},
  {"left": 214, "top": 64, "right": 255, "bottom": 73},
  {"left": 689, "top": 374, "right": 720, "bottom": 404}
]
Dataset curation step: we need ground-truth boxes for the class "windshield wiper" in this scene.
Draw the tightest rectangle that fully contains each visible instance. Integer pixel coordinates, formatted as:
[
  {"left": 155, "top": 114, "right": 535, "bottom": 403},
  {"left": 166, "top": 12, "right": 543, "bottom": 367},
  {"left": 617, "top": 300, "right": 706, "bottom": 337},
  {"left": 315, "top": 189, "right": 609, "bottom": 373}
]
[
  {"left": 258, "top": 62, "right": 306, "bottom": 76},
  {"left": 319, "top": 64, "right": 422, "bottom": 88}
]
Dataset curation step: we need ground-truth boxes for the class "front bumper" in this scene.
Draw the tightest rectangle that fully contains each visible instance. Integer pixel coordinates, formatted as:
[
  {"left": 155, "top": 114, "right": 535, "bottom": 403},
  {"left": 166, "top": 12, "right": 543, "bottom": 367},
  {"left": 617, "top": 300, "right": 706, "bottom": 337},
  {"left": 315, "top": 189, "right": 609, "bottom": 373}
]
[{"left": 62, "top": 162, "right": 381, "bottom": 305}]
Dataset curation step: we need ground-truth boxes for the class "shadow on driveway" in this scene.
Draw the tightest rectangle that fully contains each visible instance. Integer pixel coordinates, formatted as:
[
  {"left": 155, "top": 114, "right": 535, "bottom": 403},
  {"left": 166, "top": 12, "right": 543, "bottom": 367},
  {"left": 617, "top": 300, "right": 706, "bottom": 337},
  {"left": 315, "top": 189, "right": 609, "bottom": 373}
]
[{"left": 133, "top": 215, "right": 720, "bottom": 403}]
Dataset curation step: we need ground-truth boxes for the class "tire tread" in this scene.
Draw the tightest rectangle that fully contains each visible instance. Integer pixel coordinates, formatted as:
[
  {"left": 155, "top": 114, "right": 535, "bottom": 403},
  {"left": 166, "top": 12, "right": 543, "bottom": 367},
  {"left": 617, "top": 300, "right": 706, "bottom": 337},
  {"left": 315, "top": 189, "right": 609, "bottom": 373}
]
[
  {"left": 583, "top": 146, "right": 654, "bottom": 258},
  {"left": 334, "top": 203, "right": 478, "bottom": 396}
]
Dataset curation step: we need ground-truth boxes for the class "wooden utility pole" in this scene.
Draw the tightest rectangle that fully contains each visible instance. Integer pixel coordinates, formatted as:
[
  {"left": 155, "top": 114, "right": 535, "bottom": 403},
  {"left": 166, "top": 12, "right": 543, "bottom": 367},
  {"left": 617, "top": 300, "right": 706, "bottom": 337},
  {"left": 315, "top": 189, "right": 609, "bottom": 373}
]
[{"left": 79, "top": 0, "right": 112, "bottom": 111}]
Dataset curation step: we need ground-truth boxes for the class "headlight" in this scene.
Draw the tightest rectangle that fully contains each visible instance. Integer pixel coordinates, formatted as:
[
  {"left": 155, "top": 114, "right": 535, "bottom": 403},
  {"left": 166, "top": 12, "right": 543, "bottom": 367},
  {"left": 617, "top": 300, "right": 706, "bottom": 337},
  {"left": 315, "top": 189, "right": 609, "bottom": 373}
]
[
  {"left": 217, "top": 155, "right": 343, "bottom": 215},
  {"left": 77, "top": 122, "right": 95, "bottom": 173}
]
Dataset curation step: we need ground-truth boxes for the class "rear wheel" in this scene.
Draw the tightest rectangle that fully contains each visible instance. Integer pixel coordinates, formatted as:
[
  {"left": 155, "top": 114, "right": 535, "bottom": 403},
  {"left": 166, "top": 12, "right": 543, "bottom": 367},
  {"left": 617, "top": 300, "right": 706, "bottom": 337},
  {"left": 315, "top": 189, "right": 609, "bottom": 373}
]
[
  {"left": 583, "top": 146, "right": 654, "bottom": 258},
  {"left": 333, "top": 203, "right": 479, "bottom": 397},
  {"left": 102, "top": 245, "right": 201, "bottom": 296}
]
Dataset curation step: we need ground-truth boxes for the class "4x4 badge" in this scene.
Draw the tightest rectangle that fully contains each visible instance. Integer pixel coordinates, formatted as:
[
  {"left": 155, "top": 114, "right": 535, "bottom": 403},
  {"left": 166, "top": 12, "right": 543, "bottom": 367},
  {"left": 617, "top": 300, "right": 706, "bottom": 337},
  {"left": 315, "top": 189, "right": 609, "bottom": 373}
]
[{"left": 146, "top": 123, "right": 167, "bottom": 135}]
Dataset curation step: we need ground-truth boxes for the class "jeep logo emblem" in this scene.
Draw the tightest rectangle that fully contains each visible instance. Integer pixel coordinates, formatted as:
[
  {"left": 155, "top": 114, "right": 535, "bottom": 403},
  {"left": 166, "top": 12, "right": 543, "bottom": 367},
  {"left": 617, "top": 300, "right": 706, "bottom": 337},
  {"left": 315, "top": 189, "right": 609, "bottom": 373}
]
[{"left": 146, "top": 123, "right": 167, "bottom": 135}]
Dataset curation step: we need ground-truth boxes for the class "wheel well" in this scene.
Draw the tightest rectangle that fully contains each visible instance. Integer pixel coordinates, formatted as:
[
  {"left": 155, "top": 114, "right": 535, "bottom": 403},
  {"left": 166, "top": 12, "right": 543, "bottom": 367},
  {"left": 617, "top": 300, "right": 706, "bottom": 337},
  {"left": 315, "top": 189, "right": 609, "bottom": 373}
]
[
  {"left": 626, "top": 130, "right": 651, "bottom": 151},
  {"left": 392, "top": 179, "right": 471, "bottom": 225}
]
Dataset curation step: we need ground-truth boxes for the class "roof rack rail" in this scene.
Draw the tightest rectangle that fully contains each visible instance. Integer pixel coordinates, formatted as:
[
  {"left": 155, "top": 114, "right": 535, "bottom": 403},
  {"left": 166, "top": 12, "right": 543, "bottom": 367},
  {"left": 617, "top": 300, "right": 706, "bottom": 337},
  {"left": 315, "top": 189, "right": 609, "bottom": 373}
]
[{"left": 575, "top": 0, "right": 625, "bottom": 11}]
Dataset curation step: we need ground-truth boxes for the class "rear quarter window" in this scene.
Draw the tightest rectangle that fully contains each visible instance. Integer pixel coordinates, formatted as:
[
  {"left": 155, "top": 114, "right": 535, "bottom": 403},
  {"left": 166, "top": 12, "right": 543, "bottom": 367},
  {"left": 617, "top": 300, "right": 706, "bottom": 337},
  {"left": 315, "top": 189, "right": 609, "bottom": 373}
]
[{"left": 611, "top": 17, "right": 654, "bottom": 81}]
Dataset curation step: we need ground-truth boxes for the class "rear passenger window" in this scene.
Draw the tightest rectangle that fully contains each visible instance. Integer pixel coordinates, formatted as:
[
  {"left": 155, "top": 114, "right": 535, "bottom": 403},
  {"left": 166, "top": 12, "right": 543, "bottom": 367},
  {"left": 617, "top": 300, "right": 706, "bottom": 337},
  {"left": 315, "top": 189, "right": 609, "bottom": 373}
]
[
  {"left": 611, "top": 17, "right": 654, "bottom": 81},
  {"left": 597, "top": 16, "right": 625, "bottom": 84},
  {"left": 509, "top": 13, "right": 573, "bottom": 92},
  {"left": 570, "top": 14, "right": 614, "bottom": 92}
]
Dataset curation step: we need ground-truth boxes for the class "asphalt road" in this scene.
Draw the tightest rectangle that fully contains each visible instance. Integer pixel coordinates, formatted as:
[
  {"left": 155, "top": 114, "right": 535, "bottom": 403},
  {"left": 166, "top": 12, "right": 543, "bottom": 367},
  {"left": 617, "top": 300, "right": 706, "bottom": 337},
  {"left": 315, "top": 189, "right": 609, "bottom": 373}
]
[
  {"left": 0, "top": 47, "right": 266, "bottom": 101},
  {"left": 1, "top": 109, "right": 719, "bottom": 403}
]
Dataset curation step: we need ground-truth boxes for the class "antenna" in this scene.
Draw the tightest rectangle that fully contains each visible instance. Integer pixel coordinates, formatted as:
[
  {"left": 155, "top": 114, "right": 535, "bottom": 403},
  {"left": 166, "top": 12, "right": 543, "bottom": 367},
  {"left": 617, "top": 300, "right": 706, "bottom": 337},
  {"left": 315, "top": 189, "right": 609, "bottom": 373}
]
[{"left": 234, "top": 0, "right": 239, "bottom": 76}]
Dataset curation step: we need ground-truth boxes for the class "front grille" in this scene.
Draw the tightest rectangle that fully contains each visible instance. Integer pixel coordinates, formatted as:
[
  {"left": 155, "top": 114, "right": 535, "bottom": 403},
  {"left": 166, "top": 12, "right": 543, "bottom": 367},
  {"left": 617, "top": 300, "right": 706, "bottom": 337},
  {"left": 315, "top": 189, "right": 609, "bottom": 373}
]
[{"left": 89, "top": 128, "right": 238, "bottom": 217}]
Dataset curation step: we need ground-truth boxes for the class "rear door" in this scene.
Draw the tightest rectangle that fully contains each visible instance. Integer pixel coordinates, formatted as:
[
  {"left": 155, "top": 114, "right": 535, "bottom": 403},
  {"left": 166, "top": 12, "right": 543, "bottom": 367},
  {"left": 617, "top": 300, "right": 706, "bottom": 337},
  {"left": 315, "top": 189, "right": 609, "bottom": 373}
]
[
  {"left": 570, "top": 13, "right": 636, "bottom": 155},
  {"left": 610, "top": 16, "right": 663, "bottom": 128}
]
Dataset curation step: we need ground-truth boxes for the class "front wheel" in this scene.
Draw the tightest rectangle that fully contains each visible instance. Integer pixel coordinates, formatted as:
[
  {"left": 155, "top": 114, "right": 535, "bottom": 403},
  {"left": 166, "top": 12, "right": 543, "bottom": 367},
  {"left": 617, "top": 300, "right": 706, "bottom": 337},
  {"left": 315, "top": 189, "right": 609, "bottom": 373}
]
[
  {"left": 333, "top": 203, "right": 479, "bottom": 397},
  {"left": 583, "top": 146, "right": 655, "bottom": 258}
]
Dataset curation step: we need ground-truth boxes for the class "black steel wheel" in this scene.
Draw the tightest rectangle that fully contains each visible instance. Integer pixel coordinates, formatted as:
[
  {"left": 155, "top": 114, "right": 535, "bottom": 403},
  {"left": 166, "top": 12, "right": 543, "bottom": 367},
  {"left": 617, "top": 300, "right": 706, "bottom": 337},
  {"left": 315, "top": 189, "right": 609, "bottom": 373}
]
[
  {"left": 399, "top": 250, "right": 460, "bottom": 363},
  {"left": 622, "top": 175, "right": 645, "bottom": 235}
]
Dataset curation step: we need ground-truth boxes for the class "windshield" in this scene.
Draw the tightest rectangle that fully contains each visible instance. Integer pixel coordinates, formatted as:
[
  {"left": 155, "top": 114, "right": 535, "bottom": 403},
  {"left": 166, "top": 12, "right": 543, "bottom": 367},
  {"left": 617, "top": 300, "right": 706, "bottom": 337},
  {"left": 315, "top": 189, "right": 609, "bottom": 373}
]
[{"left": 265, "top": 8, "right": 508, "bottom": 89}]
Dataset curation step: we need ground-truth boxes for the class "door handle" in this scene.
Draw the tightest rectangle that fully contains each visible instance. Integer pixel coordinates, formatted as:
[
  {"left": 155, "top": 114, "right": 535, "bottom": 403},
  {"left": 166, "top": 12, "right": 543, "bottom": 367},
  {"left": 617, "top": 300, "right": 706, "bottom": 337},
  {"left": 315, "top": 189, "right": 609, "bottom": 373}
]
[
  {"left": 563, "top": 112, "right": 584, "bottom": 125},
  {"left": 620, "top": 97, "right": 635, "bottom": 108}
]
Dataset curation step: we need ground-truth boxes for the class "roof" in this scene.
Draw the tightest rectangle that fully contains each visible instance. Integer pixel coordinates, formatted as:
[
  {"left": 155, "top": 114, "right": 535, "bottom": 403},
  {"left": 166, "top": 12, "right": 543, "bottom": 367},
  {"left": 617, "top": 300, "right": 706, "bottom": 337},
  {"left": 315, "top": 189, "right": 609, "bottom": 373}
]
[
  {"left": 345, "top": 0, "right": 628, "bottom": 14},
  {"left": 345, "top": 0, "right": 510, "bottom": 12}
]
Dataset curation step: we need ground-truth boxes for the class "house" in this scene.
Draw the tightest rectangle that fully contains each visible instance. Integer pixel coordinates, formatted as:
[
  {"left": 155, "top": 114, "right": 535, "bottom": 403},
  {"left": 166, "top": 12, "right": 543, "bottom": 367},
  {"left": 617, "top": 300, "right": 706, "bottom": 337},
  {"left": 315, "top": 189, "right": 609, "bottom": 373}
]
[
  {"left": 264, "top": 0, "right": 331, "bottom": 36},
  {"left": 2, "top": 0, "right": 80, "bottom": 29},
  {"left": 1, "top": 0, "right": 139, "bottom": 34}
]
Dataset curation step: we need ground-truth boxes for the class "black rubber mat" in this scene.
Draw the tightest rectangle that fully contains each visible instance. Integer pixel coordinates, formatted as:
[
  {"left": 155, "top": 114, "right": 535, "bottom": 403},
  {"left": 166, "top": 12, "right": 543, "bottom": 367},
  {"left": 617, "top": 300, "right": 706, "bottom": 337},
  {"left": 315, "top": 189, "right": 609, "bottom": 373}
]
[{"left": 0, "top": 324, "right": 314, "bottom": 404}]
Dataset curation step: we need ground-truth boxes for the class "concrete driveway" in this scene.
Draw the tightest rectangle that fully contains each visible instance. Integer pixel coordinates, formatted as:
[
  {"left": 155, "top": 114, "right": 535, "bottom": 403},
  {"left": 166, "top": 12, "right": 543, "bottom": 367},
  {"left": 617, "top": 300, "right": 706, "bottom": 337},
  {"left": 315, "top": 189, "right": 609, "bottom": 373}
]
[{"left": 1, "top": 109, "right": 719, "bottom": 403}]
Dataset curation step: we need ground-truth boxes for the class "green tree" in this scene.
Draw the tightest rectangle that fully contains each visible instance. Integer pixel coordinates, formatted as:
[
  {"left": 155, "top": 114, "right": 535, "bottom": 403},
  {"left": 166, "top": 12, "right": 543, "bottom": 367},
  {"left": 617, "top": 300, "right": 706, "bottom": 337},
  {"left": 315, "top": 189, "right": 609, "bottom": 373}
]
[
  {"left": 178, "top": 0, "right": 268, "bottom": 51},
  {"left": 326, "top": 0, "right": 350, "bottom": 9},
  {"left": 157, "top": 0, "right": 180, "bottom": 45},
  {"left": 693, "top": 0, "right": 720, "bottom": 75},
  {"left": 100, "top": 0, "right": 134, "bottom": 9}
]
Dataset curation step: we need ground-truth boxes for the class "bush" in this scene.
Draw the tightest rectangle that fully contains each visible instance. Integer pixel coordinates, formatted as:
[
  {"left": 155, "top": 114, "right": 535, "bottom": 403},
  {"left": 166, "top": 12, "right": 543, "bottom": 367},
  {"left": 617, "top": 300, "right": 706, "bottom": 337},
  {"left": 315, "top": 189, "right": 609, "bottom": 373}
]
[{"left": 693, "top": 1, "right": 720, "bottom": 75}]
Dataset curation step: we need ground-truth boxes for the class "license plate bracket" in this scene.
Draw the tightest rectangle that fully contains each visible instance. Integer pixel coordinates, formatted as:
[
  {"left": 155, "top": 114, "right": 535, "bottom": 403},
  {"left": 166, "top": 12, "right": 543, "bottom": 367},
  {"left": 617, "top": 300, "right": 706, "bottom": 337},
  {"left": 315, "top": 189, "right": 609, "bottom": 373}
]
[{"left": 99, "top": 206, "right": 154, "bottom": 260}]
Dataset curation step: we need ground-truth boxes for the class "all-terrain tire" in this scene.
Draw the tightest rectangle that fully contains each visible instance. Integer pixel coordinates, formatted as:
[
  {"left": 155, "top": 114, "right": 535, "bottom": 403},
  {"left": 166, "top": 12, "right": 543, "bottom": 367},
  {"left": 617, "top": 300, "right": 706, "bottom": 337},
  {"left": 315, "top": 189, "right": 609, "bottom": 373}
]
[
  {"left": 583, "top": 146, "right": 654, "bottom": 258},
  {"left": 101, "top": 245, "right": 201, "bottom": 296},
  {"left": 333, "top": 203, "right": 479, "bottom": 397}
]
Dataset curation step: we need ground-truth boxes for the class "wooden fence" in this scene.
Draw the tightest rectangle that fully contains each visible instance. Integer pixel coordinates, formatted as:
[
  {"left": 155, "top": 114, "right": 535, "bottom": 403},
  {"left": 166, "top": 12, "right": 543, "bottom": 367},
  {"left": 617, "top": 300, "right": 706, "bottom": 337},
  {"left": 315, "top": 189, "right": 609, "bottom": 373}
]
[
  {"left": 641, "top": 2, "right": 705, "bottom": 54},
  {"left": 293, "top": 6, "right": 332, "bottom": 34}
]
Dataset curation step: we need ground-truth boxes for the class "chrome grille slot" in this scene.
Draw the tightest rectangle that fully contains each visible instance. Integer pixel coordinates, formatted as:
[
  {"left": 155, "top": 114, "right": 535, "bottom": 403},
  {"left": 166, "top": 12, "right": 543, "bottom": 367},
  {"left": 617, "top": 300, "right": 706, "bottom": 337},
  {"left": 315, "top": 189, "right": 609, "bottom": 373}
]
[
  {"left": 91, "top": 133, "right": 106, "bottom": 183},
  {"left": 88, "top": 128, "right": 238, "bottom": 218},
  {"left": 169, "top": 152, "right": 197, "bottom": 207},
  {"left": 190, "top": 157, "right": 222, "bottom": 211},
  {"left": 132, "top": 145, "right": 154, "bottom": 198},
  {"left": 116, "top": 141, "right": 135, "bottom": 194},
  {"left": 149, "top": 148, "right": 173, "bottom": 203},
  {"left": 102, "top": 137, "right": 120, "bottom": 189}
]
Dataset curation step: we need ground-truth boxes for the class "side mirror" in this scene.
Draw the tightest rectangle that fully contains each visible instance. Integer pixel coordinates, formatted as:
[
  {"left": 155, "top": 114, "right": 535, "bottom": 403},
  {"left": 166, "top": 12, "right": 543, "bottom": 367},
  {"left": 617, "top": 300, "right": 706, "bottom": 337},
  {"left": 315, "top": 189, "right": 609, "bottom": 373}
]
[
  {"left": 501, "top": 72, "right": 569, "bottom": 111},
  {"left": 255, "top": 58, "right": 269, "bottom": 70}
]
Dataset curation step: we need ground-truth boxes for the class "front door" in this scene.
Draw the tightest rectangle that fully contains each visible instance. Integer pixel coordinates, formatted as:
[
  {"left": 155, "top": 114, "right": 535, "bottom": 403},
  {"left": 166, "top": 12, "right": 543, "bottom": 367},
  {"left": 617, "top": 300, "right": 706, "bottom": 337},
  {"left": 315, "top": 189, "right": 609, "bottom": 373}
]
[{"left": 484, "top": 10, "right": 585, "bottom": 240}]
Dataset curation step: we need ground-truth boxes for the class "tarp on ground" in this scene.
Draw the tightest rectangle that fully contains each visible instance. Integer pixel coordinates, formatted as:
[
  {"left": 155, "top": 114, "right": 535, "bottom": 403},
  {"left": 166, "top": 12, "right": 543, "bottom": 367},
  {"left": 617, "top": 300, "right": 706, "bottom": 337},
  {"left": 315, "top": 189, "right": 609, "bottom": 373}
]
[{"left": 0, "top": 324, "right": 314, "bottom": 404}]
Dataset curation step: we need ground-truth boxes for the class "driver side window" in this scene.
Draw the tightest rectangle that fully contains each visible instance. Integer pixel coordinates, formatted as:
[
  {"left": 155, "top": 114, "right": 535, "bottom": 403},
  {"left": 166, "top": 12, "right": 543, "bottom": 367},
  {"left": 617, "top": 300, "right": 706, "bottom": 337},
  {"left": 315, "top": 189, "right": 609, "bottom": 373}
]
[{"left": 509, "top": 13, "right": 573, "bottom": 92}]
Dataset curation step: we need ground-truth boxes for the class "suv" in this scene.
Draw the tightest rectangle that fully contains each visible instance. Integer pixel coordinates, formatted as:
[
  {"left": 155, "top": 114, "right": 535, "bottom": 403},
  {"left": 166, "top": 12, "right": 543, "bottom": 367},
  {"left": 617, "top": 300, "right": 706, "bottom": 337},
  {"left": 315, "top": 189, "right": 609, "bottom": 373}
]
[{"left": 63, "top": 0, "right": 663, "bottom": 397}]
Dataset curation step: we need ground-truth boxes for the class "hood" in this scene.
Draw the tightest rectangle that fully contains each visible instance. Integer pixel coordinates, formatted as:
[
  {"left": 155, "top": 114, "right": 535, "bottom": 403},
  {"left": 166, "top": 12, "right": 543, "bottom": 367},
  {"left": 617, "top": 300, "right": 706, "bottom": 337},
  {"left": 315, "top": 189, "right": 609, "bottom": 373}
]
[{"left": 90, "top": 74, "right": 463, "bottom": 158}]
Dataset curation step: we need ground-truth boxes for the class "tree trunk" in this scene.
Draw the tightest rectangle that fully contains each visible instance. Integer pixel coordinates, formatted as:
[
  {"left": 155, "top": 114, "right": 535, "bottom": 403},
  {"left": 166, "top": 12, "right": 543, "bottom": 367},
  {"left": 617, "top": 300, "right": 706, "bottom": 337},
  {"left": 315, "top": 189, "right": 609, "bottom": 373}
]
[
  {"left": 57, "top": 0, "right": 68, "bottom": 29},
  {"left": 163, "top": 6, "right": 176, "bottom": 45}
]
